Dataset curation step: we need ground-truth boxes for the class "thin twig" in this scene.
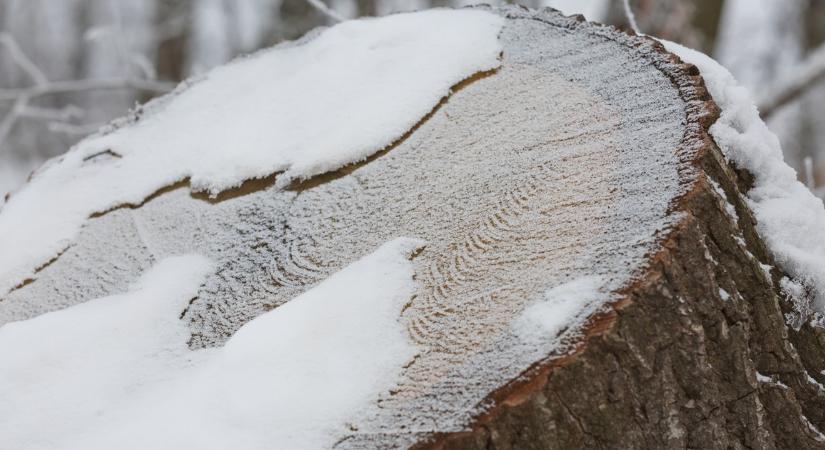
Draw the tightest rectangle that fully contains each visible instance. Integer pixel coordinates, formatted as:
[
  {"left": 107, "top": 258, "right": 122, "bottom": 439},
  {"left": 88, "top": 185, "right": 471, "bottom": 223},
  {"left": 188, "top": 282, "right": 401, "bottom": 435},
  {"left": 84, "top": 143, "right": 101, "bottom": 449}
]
[
  {"left": 759, "top": 42, "right": 825, "bottom": 119},
  {"left": 48, "top": 121, "right": 105, "bottom": 136},
  {"left": 0, "top": 78, "right": 175, "bottom": 102},
  {"left": 805, "top": 156, "right": 816, "bottom": 190},
  {"left": 0, "top": 26, "right": 172, "bottom": 157},
  {"left": 0, "top": 33, "right": 48, "bottom": 86},
  {"left": 18, "top": 104, "right": 85, "bottom": 122},
  {"left": 0, "top": 97, "right": 28, "bottom": 148},
  {"left": 306, "top": 0, "right": 344, "bottom": 23},
  {"left": 131, "top": 53, "right": 157, "bottom": 80},
  {"left": 622, "top": 0, "right": 641, "bottom": 34}
]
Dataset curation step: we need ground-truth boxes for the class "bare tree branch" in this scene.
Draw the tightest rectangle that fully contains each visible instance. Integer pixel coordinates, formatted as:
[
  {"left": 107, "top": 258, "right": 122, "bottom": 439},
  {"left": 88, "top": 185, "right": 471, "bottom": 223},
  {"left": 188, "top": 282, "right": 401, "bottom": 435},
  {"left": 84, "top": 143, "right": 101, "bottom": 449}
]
[
  {"left": 0, "top": 39, "right": 172, "bottom": 155},
  {"left": 18, "top": 104, "right": 85, "bottom": 122},
  {"left": 0, "top": 77, "right": 173, "bottom": 149},
  {"left": 0, "top": 33, "right": 48, "bottom": 87},
  {"left": 0, "top": 28, "right": 174, "bottom": 153},
  {"left": 47, "top": 121, "right": 106, "bottom": 136},
  {"left": 622, "top": 0, "right": 641, "bottom": 34},
  {"left": 0, "top": 97, "right": 28, "bottom": 148},
  {"left": 805, "top": 156, "right": 816, "bottom": 190},
  {"left": 306, "top": 0, "right": 344, "bottom": 23},
  {"left": 131, "top": 53, "right": 157, "bottom": 80},
  {"left": 759, "top": 42, "right": 825, "bottom": 119},
  {"left": 0, "top": 78, "right": 175, "bottom": 102}
]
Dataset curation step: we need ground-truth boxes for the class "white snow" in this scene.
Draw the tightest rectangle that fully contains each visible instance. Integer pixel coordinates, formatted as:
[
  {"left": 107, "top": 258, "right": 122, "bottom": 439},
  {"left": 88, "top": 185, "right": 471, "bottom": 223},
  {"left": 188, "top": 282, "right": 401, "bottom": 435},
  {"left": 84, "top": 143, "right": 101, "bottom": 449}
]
[
  {"left": 756, "top": 372, "right": 789, "bottom": 389},
  {"left": 662, "top": 40, "right": 825, "bottom": 314},
  {"left": 515, "top": 276, "right": 606, "bottom": 341},
  {"left": 803, "top": 414, "right": 825, "bottom": 442},
  {"left": 756, "top": 372, "right": 772, "bottom": 383},
  {"left": 0, "top": 254, "right": 214, "bottom": 450},
  {"left": 719, "top": 288, "right": 730, "bottom": 301},
  {"left": 0, "top": 237, "right": 423, "bottom": 450},
  {"left": 0, "top": 162, "right": 29, "bottom": 206},
  {"left": 0, "top": 9, "right": 504, "bottom": 297},
  {"left": 781, "top": 275, "right": 806, "bottom": 298},
  {"left": 707, "top": 175, "right": 739, "bottom": 222},
  {"left": 807, "top": 372, "right": 825, "bottom": 391}
]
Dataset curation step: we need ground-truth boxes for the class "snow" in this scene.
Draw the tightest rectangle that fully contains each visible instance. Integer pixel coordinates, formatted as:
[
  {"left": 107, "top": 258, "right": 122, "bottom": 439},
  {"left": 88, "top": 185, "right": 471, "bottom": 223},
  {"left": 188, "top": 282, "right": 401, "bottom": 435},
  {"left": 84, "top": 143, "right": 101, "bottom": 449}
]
[
  {"left": 756, "top": 372, "right": 788, "bottom": 389},
  {"left": 714, "top": 0, "right": 807, "bottom": 170},
  {"left": 781, "top": 276, "right": 806, "bottom": 299},
  {"left": 0, "top": 237, "right": 423, "bottom": 450},
  {"left": 0, "top": 162, "right": 29, "bottom": 205},
  {"left": 663, "top": 40, "right": 825, "bottom": 314},
  {"left": 707, "top": 175, "right": 738, "bottom": 222},
  {"left": 803, "top": 414, "right": 825, "bottom": 442},
  {"left": 0, "top": 254, "right": 214, "bottom": 449},
  {"left": 719, "top": 288, "right": 730, "bottom": 301},
  {"left": 807, "top": 372, "right": 825, "bottom": 391},
  {"left": 516, "top": 276, "right": 606, "bottom": 341},
  {"left": 781, "top": 275, "right": 816, "bottom": 329},
  {"left": 0, "top": 9, "right": 504, "bottom": 297}
]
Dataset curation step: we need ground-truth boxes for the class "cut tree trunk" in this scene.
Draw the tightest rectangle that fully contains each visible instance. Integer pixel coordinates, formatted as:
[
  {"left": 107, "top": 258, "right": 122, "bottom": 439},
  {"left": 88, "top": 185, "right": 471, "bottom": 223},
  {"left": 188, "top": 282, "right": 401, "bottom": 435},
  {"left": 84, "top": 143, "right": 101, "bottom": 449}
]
[{"left": 3, "top": 5, "right": 825, "bottom": 449}]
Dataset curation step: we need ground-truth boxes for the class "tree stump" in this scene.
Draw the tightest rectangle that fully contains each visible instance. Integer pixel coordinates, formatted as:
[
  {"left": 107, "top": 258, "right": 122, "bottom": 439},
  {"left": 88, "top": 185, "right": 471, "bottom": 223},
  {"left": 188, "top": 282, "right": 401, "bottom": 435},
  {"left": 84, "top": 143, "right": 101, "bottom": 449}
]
[{"left": 3, "top": 5, "right": 825, "bottom": 449}]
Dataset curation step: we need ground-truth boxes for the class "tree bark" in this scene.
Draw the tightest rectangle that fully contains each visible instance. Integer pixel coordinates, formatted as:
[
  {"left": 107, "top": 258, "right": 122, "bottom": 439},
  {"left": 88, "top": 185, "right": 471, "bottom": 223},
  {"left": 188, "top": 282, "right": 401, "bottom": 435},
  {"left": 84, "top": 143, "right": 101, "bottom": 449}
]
[
  {"left": 414, "top": 8, "right": 825, "bottom": 450},
  {"left": 421, "top": 115, "right": 825, "bottom": 450}
]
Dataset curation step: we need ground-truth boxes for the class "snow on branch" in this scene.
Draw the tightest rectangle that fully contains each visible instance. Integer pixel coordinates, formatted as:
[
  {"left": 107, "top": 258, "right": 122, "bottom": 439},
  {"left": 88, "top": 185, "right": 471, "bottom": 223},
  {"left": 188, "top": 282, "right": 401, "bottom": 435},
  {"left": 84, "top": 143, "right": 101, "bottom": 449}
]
[{"left": 758, "top": 42, "right": 825, "bottom": 119}]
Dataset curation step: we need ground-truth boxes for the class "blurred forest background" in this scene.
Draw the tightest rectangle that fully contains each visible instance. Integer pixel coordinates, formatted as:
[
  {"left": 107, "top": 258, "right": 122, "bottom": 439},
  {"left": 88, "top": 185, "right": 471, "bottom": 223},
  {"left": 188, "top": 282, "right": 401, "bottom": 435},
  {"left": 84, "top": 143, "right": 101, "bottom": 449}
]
[{"left": 1, "top": 0, "right": 825, "bottom": 201}]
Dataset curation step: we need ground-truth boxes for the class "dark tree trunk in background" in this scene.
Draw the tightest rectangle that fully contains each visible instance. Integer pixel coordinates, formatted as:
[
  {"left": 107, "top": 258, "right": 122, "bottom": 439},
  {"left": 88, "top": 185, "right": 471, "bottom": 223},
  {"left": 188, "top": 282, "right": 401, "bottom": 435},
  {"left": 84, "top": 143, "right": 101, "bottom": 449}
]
[
  {"left": 154, "top": 0, "right": 190, "bottom": 82},
  {"left": 604, "top": 0, "right": 721, "bottom": 53},
  {"left": 804, "top": 0, "right": 825, "bottom": 188}
]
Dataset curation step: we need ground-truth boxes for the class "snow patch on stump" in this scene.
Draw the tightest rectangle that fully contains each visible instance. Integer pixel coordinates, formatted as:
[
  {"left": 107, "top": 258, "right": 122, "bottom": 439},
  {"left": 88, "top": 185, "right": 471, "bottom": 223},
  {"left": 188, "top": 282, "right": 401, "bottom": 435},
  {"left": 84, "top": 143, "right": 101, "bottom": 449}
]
[
  {"left": 515, "top": 276, "right": 606, "bottom": 342},
  {"left": 0, "top": 9, "right": 504, "bottom": 297},
  {"left": 0, "top": 238, "right": 423, "bottom": 450}
]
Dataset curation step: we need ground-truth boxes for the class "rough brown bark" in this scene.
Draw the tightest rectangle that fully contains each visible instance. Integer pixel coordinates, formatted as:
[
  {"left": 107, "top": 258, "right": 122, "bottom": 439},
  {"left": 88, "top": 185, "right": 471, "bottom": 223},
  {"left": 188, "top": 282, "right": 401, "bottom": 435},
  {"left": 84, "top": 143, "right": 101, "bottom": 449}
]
[
  {"left": 418, "top": 141, "right": 825, "bottom": 450},
  {"left": 414, "top": 12, "right": 825, "bottom": 450}
]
